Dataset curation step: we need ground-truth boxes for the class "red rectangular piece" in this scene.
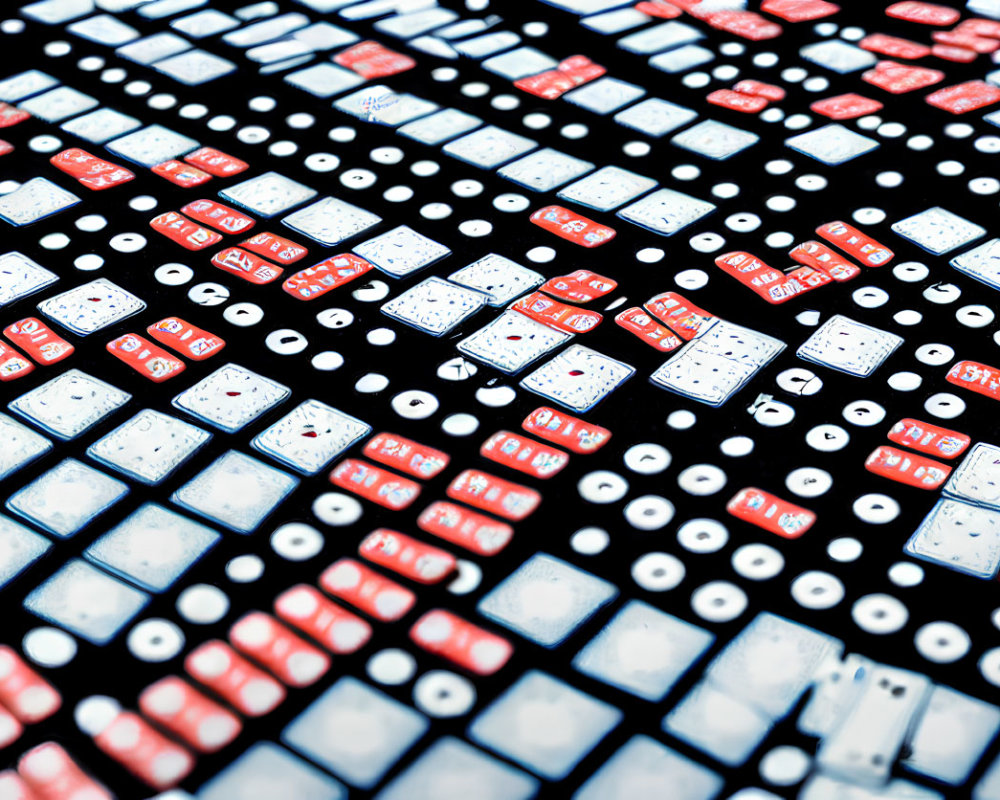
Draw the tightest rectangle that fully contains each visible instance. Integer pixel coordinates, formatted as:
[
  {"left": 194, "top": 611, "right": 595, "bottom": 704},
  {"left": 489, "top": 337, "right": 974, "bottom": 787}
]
[
  {"left": 146, "top": 317, "right": 225, "bottom": 361},
  {"left": 760, "top": 0, "right": 839, "bottom": 22},
  {"left": 180, "top": 199, "right": 255, "bottom": 234},
  {"left": 183, "top": 147, "right": 248, "bottom": 177},
  {"left": 211, "top": 247, "right": 283, "bottom": 284},
  {"left": 733, "top": 79, "right": 786, "bottom": 101},
  {"left": 865, "top": 445, "right": 951, "bottom": 489},
  {"left": 281, "top": 253, "right": 373, "bottom": 300},
  {"left": 714, "top": 250, "right": 794, "bottom": 303},
  {"left": 522, "top": 406, "right": 611, "bottom": 454},
  {"left": 707, "top": 88, "right": 769, "bottom": 112},
  {"left": 334, "top": 40, "right": 415, "bottom": 78},
  {"left": 0, "top": 342, "right": 34, "bottom": 381},
  {"left": 932, "top": 30, "right": 1000, "bottom": 52},
  {"left": 50, "top": 148, "right": 134, "bottom": 190},
  {"left": 515, "top": 69, "right": 589, "bottom": 100},
  {"left": 150, "top": 211, "right": 222, "bottom": 251},
  {"left": 0, "top": 770, "right": 34, "bottom": 799},
  {"left": 557, "top": 55, "right": 606, "bottom": 78},
  {"left": 726, "top": 487, "right": 817, "bottom": 538},
  {"left": 643, "top": 291, "right": 716, "bottom": 338},
  {"left": 151, "top": 160, "right": 212, "bottom": 188},
  {"left": 634, "top": 1, "right": 683, "bottom": 18},
  {"left": 241, "top": 231, "right": 308, "bottom": 264},
  {"left": 0, "top": 102, "right": 30, "bottom": 127},
  {"left": 106, "top": 333, "right": 186, "bottom": 382},
  {"left": 886, "top": 1, "right": 961, "bottom": 25},
  {"left": 810, "top": 93, "right": 884, "bottom": 119},
  {"left": 947, "top": 360, "right": 1000, "bottom": 400},
  {"left": 541, "top": 269, "right": 617, "bottom": 302},
  {"left": 789, "top": 241, "right": 861, "bottom": 281},
  {"left": 4, "top": 318, "right": 73, "bottom": 364},
  {"left": 859, "top": 33, "right": 932, "bottom": 59},
  {"left": 615, "top": 307, "right": 684, "bottom": 352},
  {"left": 816, "top": 220, "right": 894, "bottom": 265},
  {"left": 0, "top": 646, "right": 60, "bottom": 724},
  {"left": 0, "top": 710, "right": 21, "bottom": 751},
  {"left": 786, "top": 265, "right": 833, "bottom": 289},
  {"left": 957, "top": 18, "right": 1000, "bottom": 37},
  {"left": 529, "top": 205, "right": 616, "bottom": 248},
  {"left": 359, "top": 529, "right": 457, "bottom": 584},
  {"left": 18, "top": 743, "right": 113, "bottom": 800},
  {"left": 184, "top": 641, "right": 285, "bottom": 717},
  {"left": 139, "top": 677, "right": 241, "bottom": 754},
  {"left": 229, "top": 612, "right": 330, "bottom": 688},
  {"left": 862, "top": 60, "right": 945, "bottom": 93},
  {"left": 274, "top": 584, "right": 372, "bottom": 654},
  {"left": 329, "top": 458, "right": 421, "bottom": 510},
  {"left": 92, "top": 711, "right": 193, "bottom": 790},
  {"left": 926, "top": 80, "right": 1000, "bottom": 113},
  {"left": 931, "top": 43, "right": 979, "bottom": 62},
  {"left": 781, "top": 266, "right": 833, "bottom": 296},
  {"left": 511, "top": 291, "right": 602, "bottom": 333},
  {"left": 362, "top": 431, "right": 450, "bottom": 479},
  {"left": 446, "top": 469, "right": 541, "bottom": 521},
  {"left": 887, "top": 418, "right": 970, "bottom": 459},
  {"left": 319, "top": 557, "right": 416, "bottom": 621},
  {"left": 480, "top": 430, "right": 570, "bottom": 479},
  {"left": 514, "top": 56, "right": 605, "bottom": 100},
  {"left": 417, "top": 501, "right": 514, "bottom": 556},
  {"left": 410, "top": 609, "right": 513, "bottom": 676},
  {"left": 705, "top": 10, "right": 782, "bottom": 39}
]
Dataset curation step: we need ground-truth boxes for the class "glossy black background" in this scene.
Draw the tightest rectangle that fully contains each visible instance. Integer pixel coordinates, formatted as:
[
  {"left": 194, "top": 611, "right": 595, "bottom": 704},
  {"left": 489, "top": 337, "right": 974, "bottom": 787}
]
[{"left": 2, "top": 0, "right": 1000, "bottom": 797}]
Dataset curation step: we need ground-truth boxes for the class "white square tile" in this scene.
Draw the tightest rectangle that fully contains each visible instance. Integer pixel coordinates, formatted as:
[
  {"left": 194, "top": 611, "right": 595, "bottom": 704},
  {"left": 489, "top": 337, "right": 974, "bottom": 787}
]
[
  {"left": 564, "top": 76, "right": 645, "bottom": 114},
  {"left": 172, "top": 450, "right": 298, "bottom": 534},
  {"left": 282, "top": 196, "right": 381, "bottom": 245},
  {"left": 251, "top": 398, "right": 371, "bottom": 475},
  {"left": 221, "top": 171, "right": 317, "bottom": 218},
  {"left": 381, "top": 276, "right": 486, "bottom": 336},
  {"left": 573, "top": 600, "right": 714, "bottom": 700},
  {"left": 87, "top": 409, "right": 210, "bottom": 484},
  {"left": 520, "top": 344, "right": 634, "bottom": 412},
  {"left": 85, "top": 503, "right": 219, "bottom": 592},
  {"left": 353, "top": 225, "right": 450, "bottom": 278},
  {"left": 478, "top": 553, "right": 617, "bottom": 646},
  {"left": 7, "top": 458, "right": 128, "bottom": 538},
  {"left": 0, "top": 251, "right": 58, "bottom": 307},
  {"left": 785, "top": 123, "right": 879, "bottom": 165},
  {"left": 37, "top": 277, "right": 144, "bottom": 335},
  {"left": 283, "top": 677, "right": 428, "bottom": 789},
  {"left": 171, "top": 362, "right": 290, "bottom": 433},
  {"left": 469, "top": 670, "right": 622, "bottom": 780},
  {"left": 106, "top": 124, "right": 200, "bottom": 167},
  {"left": 892, "top": 206, "right": 986, "bottom": 255},
  {"left": 448, "top": 254, "right": 544, "bottom": 306},
  {"left": 10, "top": 368, "right": 130, "bottom": 440},
  {"left": 797, "top": 314, "right": 902, "bottom": 377},
  {"left": 0, "top": 514, "right": 51, "bottom": 589},
  {"left": 617, "top": 188, "right": 715, "bottom": 236},
  {"left": 0, "top": 414, "right": 51, "bottom": 481},
  {"left": 0, "top": 178, "right": 80, "bottom": 226},
  {"left": 497, "top": 148, "right": 595, "bottom": 192},
  {"left": 443, "top": 125, "right": 538, "bottom": 169},
  {"left": 672, "top": 119, "right": 759, "bottom": 160},
  {"left": 458, "top": 310, "right": 570, "bottom": 373},
  {"left": 24, "top": 559, "right": 149, "bottom": 645},
  {"left": 557, "top": 165, "right": 656, "bottom": 211},
  {"left": 153, "top": 49, "right": 237, "bottom": 84},
  {"left": 19, "top": 86, "right": 97, "bottom": 122}
]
